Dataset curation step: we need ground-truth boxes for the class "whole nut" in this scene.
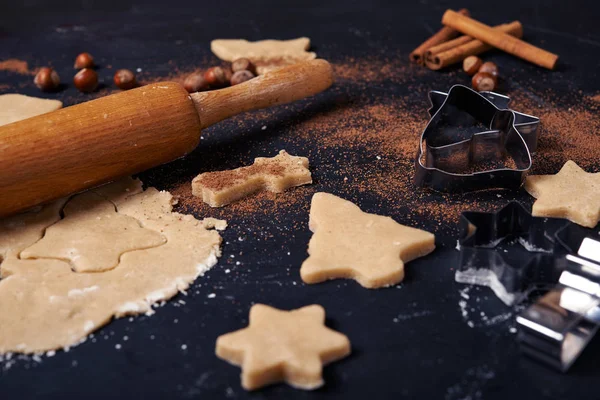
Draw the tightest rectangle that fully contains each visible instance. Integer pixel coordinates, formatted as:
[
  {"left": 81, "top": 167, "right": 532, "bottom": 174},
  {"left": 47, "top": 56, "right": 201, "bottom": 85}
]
[
  {"left": 73, "top": 68, "right": 98, "bottom": 93},
  {"left": 231, "top": 58, "right": 256, "bottom": 74},
  {"left": 74, "top": 52, "right": 95, "bottom": 69},
  {"left": 34, "top": 67, "right": 60, "bottom": 91},
  {"left": 113, "top": 69, "right": 136, "bottom": 90},
  {"left": 224, "top": 68, "right": 233, "bottom": 82},
  {"left": 230, "top": 70, "right": 255, "bottom": 86},
  {"left": 204, "top": 66, "right": 231, "bottom": 88},
  {"left": 183, "top": 73, "right": 209, "bottom": 93},
  {"left": 479, "top": 61, "right": 499, "bottom": 77},
  {"left": 472, "top": 71, "right": 497, "bottom": 92},
  {"left": 463, "top": 56, "right": 483, "bottom": 76}
]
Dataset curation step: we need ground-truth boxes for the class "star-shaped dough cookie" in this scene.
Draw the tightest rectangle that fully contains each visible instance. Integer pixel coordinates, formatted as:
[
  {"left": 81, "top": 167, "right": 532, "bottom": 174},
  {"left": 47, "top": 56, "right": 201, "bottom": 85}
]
[
  {"left": 300, "top": 193, "right": 436, "bottom": 288},
  {"left": 20, "top": 191, "right": 166, "bottom": 272},
  {"left": 192, "top": 150, "right": 311, "bottom": 207},
  {"left": 525, "top": 160, "right": 600, "bottom": 228},
  {"left": 215, "top": 304, "right": 350, "bottom": 391}
]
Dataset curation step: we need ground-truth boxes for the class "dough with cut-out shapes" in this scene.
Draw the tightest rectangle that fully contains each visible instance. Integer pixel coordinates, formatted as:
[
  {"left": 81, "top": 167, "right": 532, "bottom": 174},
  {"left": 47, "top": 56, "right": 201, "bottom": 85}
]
[
  {"left": 0, "top": 177, "right": 225, "bottom": 353},
  {"left": 21, "top": 190, "right": 166, "bottom": 273}
]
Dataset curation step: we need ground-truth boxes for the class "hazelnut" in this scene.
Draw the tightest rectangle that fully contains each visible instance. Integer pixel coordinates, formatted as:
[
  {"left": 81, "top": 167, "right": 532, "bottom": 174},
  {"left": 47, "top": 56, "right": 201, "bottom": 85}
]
[
  {"left": 463, "top": 56, "right": 482, "bottom": 76},
  {"left": 472, "top": 72, "right": 497, "bottom": 92},
  {"left": 113, "top": 69, "right": 136, "bottom": 90},
  {"left": 479, "top": 61, "right": 498, "bottom": 77},
  {"left": 183, "top": 73, "right": 209, "bottom": 93},
  {"left": 230, "top": 70, "right": 255, "bottom": 86},
  {"left": 34, "top": 67, "right": 60, "bottom": 91},
  {"left": 73, "top": 68, "right": 98, "bottom": 93},
  {"left": 231, "top": 58, "right": 256, "bottom": 74},
  {"left": 204, "top": 66, "right": 231, "bottom": 88},
  {"left": 74, "top": 52, "right": 94, "bottom": 69},
  {"left": 221, "top": 68, "right": 232, "bottom": 85}
]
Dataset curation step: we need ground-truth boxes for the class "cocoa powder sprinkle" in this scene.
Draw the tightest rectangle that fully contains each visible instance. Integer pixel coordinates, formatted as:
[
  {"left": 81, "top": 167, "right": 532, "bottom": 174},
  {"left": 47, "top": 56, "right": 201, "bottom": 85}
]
[
  {"left": 147, "top": 56, "right": 599, "bottom": 236},
  {"left": 0, "top": 59, "right": 32, "bottom": 75},
  {"left": 197, "top": 162, "right": 286, "bottom": 191}
]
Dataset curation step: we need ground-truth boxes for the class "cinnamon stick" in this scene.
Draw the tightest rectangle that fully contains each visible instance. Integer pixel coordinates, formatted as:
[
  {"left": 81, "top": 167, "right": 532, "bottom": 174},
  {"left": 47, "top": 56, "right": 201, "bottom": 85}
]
[
  {"left": 441, "top": 10, "right": 558, "bottom": 70},
  {"left": 425, "top": 35, "right": 473, "bottom": 59},
  {"left": 425, "top": 21, "right": 523, "bottom": 70},
  {"left": 410, "top": 8, "right": 469, "bottom": 65}
]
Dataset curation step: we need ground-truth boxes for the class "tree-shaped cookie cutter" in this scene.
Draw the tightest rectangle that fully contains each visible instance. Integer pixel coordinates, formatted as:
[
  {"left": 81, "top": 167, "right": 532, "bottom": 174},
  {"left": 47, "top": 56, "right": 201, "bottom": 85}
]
[{"left": 415, "top": 85, "right": 540, "bottom": 192}]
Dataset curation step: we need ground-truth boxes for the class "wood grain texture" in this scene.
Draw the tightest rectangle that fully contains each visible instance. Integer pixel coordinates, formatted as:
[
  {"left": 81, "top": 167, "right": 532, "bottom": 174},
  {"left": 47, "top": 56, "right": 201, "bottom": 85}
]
[
  {"left": 192, "top": 59, "right": 334, "bottom": 129},
  {"left": 0, "top": 82, "right": 201, "bottom": 217},
  {"left": 0, "top": 60, "right": 334, "bottom": 217}
]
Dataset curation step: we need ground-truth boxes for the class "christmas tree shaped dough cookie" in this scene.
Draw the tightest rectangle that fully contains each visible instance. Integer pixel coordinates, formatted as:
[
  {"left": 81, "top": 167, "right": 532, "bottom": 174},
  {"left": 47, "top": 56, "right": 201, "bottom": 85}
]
[
  {"left": 525, "top": 160, "right": 600, "bottom": 228},
  {"left": 21, "top": 191, "right": 166, "bottom": 272},
  {"left": 192, "top": 150, "right": 311, "bottom": 207},
  {"left": 216, "top": 304, "right": 350, "bottom": 391},
  {"left": 301, "top": 193, "right": 436, "bottom": 288}
]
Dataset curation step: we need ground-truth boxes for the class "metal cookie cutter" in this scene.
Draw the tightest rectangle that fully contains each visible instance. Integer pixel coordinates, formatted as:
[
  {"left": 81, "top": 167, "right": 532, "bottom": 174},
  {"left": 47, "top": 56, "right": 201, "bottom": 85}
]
[
  {"left": 415, "top": 85, "right": 540, "bottom": 192},
  {"left": 456, "top": 202, "right": 568, "bottom": 306},
  {"left": 517, "top": 224, "right": 600, "bottom": 371}
]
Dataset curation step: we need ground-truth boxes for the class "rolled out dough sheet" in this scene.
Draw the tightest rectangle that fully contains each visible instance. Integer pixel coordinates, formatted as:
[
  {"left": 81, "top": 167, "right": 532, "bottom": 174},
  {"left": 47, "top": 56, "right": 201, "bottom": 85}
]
[
  {"left": 0, "top": 93, "right": 62, "bottom": 126},
  {"left": 0, "top": 177, "right": 225, "bottom": 353}
]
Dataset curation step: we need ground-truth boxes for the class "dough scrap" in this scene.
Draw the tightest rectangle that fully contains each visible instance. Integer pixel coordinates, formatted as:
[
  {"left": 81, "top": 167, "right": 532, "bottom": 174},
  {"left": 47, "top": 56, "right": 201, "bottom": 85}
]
[
  {"left": 21, "top": 190, "right": 166, "bottom": 273},
  {"left": 202, "top": 217, "right": 228, "bottom": 231},
  {"left": 192, "top": 150, "right": 312, "bottom": 207},
  {"left": 216, "top": 304, "right": 350, "bottom": 391},
  {"left": 0, "top": 178, "right": 224, "bottom": 353},
  {"left": 0, "top": 94, "right": 62, "bottom": 126},
  {"left": 211, "top": 37, "right": 316, "bottom": 74},
  {"left": 524, "top": 160, "right": 600, "bottom": 228},
  {"left": 300, "top": 193, "right": 436, "bottom": 288}
]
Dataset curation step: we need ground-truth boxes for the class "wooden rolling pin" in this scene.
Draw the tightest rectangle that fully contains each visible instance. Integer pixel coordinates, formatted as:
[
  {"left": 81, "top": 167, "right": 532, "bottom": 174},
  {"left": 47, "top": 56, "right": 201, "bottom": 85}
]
[{"left": 0, "top": 59, "right": 333, "bottom": 218}]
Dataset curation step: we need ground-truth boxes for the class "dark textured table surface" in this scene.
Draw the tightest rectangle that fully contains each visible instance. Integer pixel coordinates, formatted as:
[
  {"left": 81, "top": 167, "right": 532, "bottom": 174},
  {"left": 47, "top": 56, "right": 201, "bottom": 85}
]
[{"left": 1, "top": 1, "right": 599, "bottom": 399}]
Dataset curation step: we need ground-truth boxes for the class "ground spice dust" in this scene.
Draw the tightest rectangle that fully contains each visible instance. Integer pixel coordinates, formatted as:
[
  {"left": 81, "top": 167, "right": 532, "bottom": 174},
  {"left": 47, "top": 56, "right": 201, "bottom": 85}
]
[
  {"left": 196, "top": 162, "right": 285, "bottom": 192},
  {"left": 0, "top": 59, "right": 32, "bottom": 75},
  {"left": 162, "top": 56, "right": 599, "bottom": 235},
  {"left": 136, "top": 56, "right": 216, "bottom": 86},
  {"left": 507, "top": 90, "right": 600, "bottom": 174}
]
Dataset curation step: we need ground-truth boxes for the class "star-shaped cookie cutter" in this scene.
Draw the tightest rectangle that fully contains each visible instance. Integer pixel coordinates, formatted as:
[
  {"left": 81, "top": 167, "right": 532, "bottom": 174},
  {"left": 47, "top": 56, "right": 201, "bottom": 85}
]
[
  {"left": 455, "top": 202, "right": 569, "bottom": 306},
  {"left": 415, "top": 85, "right": 540, "bottom": 192}
]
